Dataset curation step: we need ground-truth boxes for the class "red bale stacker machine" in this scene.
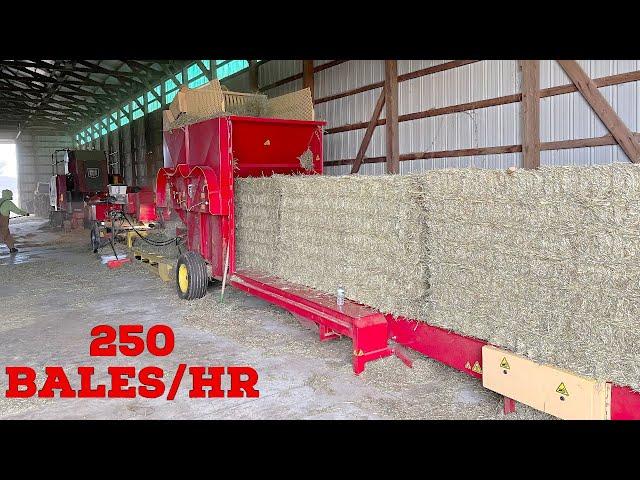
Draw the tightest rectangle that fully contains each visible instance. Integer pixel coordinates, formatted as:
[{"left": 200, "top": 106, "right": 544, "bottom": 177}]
[{"left": 153, "top": 114, "right": 640, "bottom": 420}]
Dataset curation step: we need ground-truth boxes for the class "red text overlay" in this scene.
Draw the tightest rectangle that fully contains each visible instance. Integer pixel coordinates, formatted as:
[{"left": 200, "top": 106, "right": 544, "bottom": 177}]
[{"left": 5, "top": 324, "right": 260, "bottom": 400}]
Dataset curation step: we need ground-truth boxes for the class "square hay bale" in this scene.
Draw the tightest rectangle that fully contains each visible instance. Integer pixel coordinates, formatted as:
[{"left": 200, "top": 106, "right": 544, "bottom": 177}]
[
  {"left": 234, "top": 176, "right": 284, "bottom": 274},
  {"left": 169, "top": 81, "right": 226, "bottom": 121},
  {"left": 235, "top": 174, "right": 428, "bottom": 319},
  {"left": 266, "top": 88, "right": 315, "bottom": 121},
  {"left": 418, "top": 164, "right": 640, "bottom": 391}
]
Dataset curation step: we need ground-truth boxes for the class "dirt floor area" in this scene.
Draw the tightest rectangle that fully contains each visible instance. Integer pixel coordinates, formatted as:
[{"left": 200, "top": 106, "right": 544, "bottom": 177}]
[{"left": 0, "top": 217, "right": 552, "bottom": 419}]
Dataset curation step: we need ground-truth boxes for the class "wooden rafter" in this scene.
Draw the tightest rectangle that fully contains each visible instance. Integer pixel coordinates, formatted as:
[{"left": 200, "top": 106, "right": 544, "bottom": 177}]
[
  {"left": 558, "top": 60, "right": 640, "bottom": 163},
  {"left": 0, "top": 59, "right": 191, "bottom": 131}
]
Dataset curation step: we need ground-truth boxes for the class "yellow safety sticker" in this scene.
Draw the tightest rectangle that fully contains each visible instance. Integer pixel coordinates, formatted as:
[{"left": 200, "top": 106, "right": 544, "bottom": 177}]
[
  {"left": 472, "top": 361, "right": 483, "bottom": 374},
  {"left": 353, "top": 349, "right": 364, "bottom": 357},
  {"left": 465, "top": 362, "right": 472, "bottom": 370},
  {"left": 264, "top": 139, "right": 271, "bottom": 146},
  {"left": 556, "top": 382, "right": 569, "bottom": 396},
  {"left": 500, "top": 357, "right": 510, "bottom": 370}
]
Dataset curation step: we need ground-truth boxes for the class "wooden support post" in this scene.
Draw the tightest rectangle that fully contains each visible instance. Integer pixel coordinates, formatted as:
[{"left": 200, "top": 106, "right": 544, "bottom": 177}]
[
  {"left": 521, "top": 60, "right": 540, "bottom": 169},
  {"left": 249, "top": 60, "right": 260, "bottom": 91},
  {"left": 384, "top": 60, "right": 400, "bottom": 174},
  {"left": 558, "top": 60, "right": 640, "bottom": 163},
  {"left": 303, "top": 60, "right": 314, "bottom": 100},
  {"left": 351, "top": 90, "right": 385, "bottom": 174}
]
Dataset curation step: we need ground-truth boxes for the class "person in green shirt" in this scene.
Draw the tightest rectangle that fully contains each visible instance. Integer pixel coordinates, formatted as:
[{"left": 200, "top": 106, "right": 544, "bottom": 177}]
[{"left": 0, "top": 189, "right": 29, "bottom": 254}]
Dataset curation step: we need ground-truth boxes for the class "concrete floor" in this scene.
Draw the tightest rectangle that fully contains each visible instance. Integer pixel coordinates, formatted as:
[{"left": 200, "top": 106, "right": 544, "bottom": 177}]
[{"left": 0, "top": 218, "right": 551, "bottom": 419}]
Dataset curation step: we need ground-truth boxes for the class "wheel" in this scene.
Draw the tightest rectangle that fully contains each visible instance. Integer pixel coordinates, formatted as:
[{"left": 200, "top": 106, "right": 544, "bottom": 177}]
[
  {"left": 49, "top": 210, "right": 63, "bottom": 228},
  {"left": 176, "top": 251, "right": 208, "bottom": 300},
  {"left": 90, "top": 224, "right": 101, "bottom": 253}
]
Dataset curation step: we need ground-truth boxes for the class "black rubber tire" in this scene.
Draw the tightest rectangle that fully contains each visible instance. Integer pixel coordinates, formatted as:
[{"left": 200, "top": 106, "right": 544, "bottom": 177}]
[
  {"left": 90, "top": 225, "right": 100, "bottom": 253},
  {"left": 176, "top": 251, "right": 208, "bottom": 300}
]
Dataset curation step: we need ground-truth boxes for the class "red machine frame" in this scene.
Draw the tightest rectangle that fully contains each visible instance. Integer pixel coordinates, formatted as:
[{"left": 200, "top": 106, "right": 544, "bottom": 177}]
[{"left": 159, "top": 115, "right": 640, "bottom": 419}]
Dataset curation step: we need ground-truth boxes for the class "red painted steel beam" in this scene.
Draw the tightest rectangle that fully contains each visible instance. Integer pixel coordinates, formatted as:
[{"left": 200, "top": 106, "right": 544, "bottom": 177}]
[
  {"left": 387, "top": 316, "right": 486, "bottom": 379},
  {"left": 231, "top": 270, "right": 392, "bottom": 374},
  {"left": 610, "top": 386, "right": 640, "bottom": 420}
]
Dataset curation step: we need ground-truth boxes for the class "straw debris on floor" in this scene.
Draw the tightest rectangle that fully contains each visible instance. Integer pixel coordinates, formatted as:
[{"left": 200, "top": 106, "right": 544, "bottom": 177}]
[{"left": 234, "top": 164, "right": 640, "bottom": 392}]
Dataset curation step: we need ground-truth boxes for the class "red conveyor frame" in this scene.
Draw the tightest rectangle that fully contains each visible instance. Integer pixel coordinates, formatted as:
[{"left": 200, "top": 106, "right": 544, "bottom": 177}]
[{"left": 159, "top": 115, "right": 640, "bottom": 419}]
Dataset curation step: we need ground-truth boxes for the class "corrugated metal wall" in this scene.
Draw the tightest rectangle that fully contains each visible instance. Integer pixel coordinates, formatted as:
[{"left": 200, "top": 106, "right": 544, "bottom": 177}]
[
  {"left": 16, "top": 131, "right": 72, "bottom": 211},
  {"left": 306, "top": 60, "right": 640, "bottom": 176},
  {"left": 260, "top": 60, "right": 302, "bottom": 97}
]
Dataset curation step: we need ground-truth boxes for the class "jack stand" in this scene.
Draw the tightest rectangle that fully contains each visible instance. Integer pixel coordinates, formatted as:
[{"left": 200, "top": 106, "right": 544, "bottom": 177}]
[
  {"left": 503, "top": 396, "right": 517, "bottom": 415},
  {"left": 392, "top": 344, "right": 414, "bottom": 368}
]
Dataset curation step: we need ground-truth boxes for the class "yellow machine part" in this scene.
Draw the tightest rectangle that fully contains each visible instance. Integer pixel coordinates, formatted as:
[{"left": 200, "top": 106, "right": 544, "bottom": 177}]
[
  {"left": 178, "top": 263, "right": 189, "bottom": 293},
  {"left": 482, "top": 345, "right": 611, "bottom": 420}
]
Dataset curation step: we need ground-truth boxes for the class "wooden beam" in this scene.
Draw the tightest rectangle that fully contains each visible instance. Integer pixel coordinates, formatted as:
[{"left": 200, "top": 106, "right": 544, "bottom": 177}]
[
  {"left": 316, "top": 82, "right": 384, "bottom": 105},
  {"left": 314, "top": 60, "right": 348, "bottom": 73},
  {"left": 326, "top": 93, "right": 521, "bottom": 134},
  {"left": 248, "top": 60, "right": 259, "bottom": 91},
  {"left": 315, "top": 60, "right": 479, "bottom": 105},
  {"left": 351, "top": 90, "right": 385, "bottom": 174},
  {"left": 160, "top": 64, "right": 184, "bottom": 90},
  {"left": 558, "top": 60, "right": 640, "bottom": 163},
  {"left": 303, "top": 60, "right": 314, "bottom": 100},
  {"left": 196, "top": 60, "right": 211, "bottom": 79},
  {"left": 259, "top": 60, "right": 343, "bottom": 92},
  {"left": 398, "top": 60, "right": 479, "bottom": 83},
  {"left": 521, "top": 60, "right": 540, "bottom": 169},
  {"left": 325, "top": 132, "right": 640, "bottom": 168},
  {"left": 384, "top": 60, "right": 399, "bottom": 174}
]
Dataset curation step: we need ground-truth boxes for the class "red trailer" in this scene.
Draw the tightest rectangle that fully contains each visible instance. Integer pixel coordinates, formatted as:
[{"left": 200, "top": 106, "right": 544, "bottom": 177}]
[{"left": 158, "top": 115, "right": 640, "bottom": 419}]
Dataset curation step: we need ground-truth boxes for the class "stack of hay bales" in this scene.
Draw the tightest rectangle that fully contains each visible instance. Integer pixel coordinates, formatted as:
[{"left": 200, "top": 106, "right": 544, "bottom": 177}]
[
  {"left": 235, "top": 174, "right": 429, "bottom": 318},
  {"left": 235, "top": 177, "right": 284, "bottom": 275},
  {"left": 274, "top": 175, "right": 428, "bottom": 318},
  {"left": 234, "top": 164, "right": 640, "bottom": 391},
  {"left": 419, "top": 164, "right": 640, "bottom": 391}
]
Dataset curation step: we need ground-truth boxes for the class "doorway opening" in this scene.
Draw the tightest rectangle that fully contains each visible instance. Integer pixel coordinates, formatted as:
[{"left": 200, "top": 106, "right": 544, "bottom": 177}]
[{"left": 0, "top": 142, "right": 18, "bottom": 206}]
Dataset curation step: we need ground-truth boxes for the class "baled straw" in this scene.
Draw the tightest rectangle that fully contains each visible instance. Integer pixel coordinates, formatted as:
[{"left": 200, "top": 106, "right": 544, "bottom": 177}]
[
  {"left": 234, "top": 164, "right": 640, "bottom": 391},
  {"left": 417, "top": 164, "right": 640, "bottom": 390}
]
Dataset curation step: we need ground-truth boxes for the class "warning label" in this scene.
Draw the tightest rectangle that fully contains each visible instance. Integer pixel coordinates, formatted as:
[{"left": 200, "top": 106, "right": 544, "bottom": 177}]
[
  {"left": 465, "top": 362, "right": 471, "bottom": 370},
  {"left": 556, "top": 382, "right": 569, "bottom": 396},
  {"left": 500, "top": 357, "right": 510, "bottom": 370},
  {"left": 471, "top": 361, "right": 483, "bottom": 374}
]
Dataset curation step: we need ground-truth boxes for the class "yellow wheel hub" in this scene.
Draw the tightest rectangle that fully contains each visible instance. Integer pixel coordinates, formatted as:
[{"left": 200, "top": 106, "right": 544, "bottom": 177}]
[{"left": 178, "top": 264, "right": 189, "bottom": 293}]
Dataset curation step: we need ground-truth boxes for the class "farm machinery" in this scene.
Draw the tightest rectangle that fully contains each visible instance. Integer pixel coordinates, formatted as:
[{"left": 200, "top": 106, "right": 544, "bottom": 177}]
[
  {"left": 49, "top": 149, "right": 158, "bottom": 228},
  {"left": 96, "top": 76, "right": 640, "bottom": 420},
  {"left": 148, "top": 111, "right": 640, "bottom": 421},
  {"left": 46, "top": 148, "right": 159, "bottom": 255},
  {"left": 49, "top": 149, "right": 117, "bottom": 228}
]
